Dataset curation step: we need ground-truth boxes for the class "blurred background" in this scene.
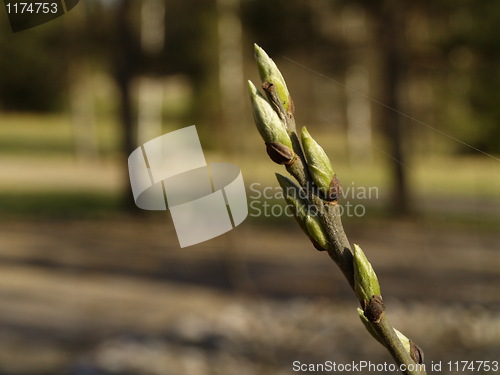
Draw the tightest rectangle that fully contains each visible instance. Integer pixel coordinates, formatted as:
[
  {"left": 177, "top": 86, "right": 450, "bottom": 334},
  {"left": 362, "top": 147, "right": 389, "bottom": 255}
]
[{"left": 0, "top": 0, "right": 499, "bottom": 374}]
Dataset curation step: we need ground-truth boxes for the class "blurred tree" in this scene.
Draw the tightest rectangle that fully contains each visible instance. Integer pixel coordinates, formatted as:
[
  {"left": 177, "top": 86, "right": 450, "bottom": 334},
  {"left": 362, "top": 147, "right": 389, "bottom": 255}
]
[
  {"left": 137, "top": 0, "right": 166, "bottom": 146},
  {"left": 442, "top": 0, "right": 500, "bottom": 153},
  {"left": 105, "top": 0, "right": 217, "bottom": 208},
  {"left": 241, "top": 0, "right": 316, "bottom": 54},
  {"left": 369, "top": 2, "right": 411, "bottom": 215},
  {"left": 2, "top": 0, "right": 498, "bottom": 214},
  {"left": 112, "top": 0, "right": 139, "bottom": 156},
  {"left": 109, "top": 0, "right": 141, "bottom": 210},
  {"left": 0, "top": 24, "right": 67, "bottom": 111},
  {"left": 217, "top": 0, "right": 244, "bottom": 154}
]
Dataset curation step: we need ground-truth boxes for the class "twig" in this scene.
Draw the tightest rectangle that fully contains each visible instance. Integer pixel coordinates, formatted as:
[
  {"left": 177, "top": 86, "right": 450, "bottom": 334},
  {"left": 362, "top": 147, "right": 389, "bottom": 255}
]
[{"left": 248, "top": 44, "right": 426, "bottom": 375}]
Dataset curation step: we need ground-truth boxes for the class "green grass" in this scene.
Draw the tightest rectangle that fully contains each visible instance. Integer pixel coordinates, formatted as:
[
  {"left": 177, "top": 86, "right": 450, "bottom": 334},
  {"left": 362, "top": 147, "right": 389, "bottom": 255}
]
[
  {"left": 0, "top": 113, "right": 121, "bottom": 156},
  {"left": 0, "top": 114, "right": 498, "bottom": 225},
  {"left": 0, "top": 191, "right": 124, "bottom": 218}
]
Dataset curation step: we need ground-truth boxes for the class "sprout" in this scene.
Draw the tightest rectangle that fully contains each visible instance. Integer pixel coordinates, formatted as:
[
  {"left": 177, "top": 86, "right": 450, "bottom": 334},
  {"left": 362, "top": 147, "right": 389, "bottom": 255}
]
[
  {"left": 276, "top": 173, "right": 328, "bottom": 250},
  {"left": 248, "top": 80, "right": 293, "bottom": 153},
  {"left": 254, "top": 43, "right": 291, "bottom": 112},
  {"left": 301, "top": 127, "right": 338, "bottom": 199},
  {"left": 353, "top": 244, "right": 381, "bottom": 308}
]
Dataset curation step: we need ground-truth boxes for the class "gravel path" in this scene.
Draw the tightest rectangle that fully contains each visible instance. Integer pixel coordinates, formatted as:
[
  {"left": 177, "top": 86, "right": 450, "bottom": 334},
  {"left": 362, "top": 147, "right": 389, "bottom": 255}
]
[{"left": 0, "top": 217, "right": 499, "bottom": 374}]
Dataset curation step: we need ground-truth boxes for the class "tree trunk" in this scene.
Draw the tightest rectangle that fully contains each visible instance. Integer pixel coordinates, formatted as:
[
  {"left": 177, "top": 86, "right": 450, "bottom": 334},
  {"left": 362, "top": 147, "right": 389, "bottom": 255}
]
[
  {"left": 376, "top": 5, "right": 411, "bottom": 215},
  {"left": 113, "top": 0, "right": 138, "bottom": 211}
]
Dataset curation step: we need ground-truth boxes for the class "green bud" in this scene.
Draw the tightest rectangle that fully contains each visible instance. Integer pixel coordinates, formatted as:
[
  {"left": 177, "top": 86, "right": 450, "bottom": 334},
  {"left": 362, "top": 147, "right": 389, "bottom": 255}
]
[
  {"left": 305, "top": 215, "right": 328, "bottom": 250},
  {"left": 353, "top": 244, "right": 381, "bottom": 308},
  {"left": 276, "top": 174, "right": 328, "bottom": 250},
  {"left": 248, "top": 80, "right": 292, "bottom": 149},
  {"left": 301, "top": 127, "right": 336, "bottom": 198},
  {"left": 395, "top": 330, "right": 412, "bottom": 357},
  {"left": 254, "top": 44, "right": 291, "bottom": 112},
  {"left": 275, "top": 174, "right": 309, "bottom": 222}
]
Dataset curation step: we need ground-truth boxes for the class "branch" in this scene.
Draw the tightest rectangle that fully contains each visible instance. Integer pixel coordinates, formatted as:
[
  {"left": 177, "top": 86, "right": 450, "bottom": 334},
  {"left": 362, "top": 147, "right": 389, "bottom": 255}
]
[{"left": 248, "top": 44, "right": 426, "bottom": 375}]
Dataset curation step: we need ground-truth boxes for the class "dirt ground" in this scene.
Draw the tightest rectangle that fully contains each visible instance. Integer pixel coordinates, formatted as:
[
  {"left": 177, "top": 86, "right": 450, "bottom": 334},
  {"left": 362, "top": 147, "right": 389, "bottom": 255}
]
[{"left": 0, "top": 215, "right": 499, "bottom": 374}]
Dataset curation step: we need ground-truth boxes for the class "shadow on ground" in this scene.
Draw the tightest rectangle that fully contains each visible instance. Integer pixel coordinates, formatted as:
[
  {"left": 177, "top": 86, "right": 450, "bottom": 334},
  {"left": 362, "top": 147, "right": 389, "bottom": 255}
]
[{"left": 0, "top": 216, "right": 499, "bottom": 374}]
